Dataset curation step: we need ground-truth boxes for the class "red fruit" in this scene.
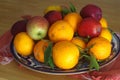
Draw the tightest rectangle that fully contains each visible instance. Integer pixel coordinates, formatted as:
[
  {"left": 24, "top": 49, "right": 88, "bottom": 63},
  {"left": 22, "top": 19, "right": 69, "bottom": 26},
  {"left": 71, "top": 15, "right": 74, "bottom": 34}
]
[
  {"left": 80, "top": 4, "right": 102, "bottom": 21},
  {"left": 77, "top": 17, "right": 102, "bottom": 38},
  {"left": 44, "top": 10, "right": 62, "bottom": 25},
  {"left": 11, "top": 20, "right": 27, "bottom": 36},
  {"left": 26, "top": 16, "right": 49, "bottom": 40}
]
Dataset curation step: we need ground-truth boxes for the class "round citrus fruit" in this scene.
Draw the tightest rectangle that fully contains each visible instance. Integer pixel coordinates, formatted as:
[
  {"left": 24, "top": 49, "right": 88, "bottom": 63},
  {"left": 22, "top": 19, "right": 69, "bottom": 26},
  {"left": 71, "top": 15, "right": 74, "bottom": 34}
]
[
  {"left": 48, "top": 20, "right": 74, "bottom": 42},
  {"left": 52, "top": 41, "right": 80, "bottom": 69},
  {"left": 13, "top": 32, "right": 34, "bottom": 56},
  {"left": 71, "top": 37, "right": 86, "bottom": 49},
  {"left": 64, "top": 12, "right": 82, "bottom": 32},
  {"left": 87, "top": 37, "right": 112, "bottom": 60},
  {"left": 100, "top": 17, "right": 108, "bottom": 28},
  {"left": 44, "top": 5, "right": 62, "bottom": 14},
  {"left": 99, "top": 28, "right": 112, "bottom": 42},
  {"left": 34, "top": 40, "right": 49, "bottom": 63}
]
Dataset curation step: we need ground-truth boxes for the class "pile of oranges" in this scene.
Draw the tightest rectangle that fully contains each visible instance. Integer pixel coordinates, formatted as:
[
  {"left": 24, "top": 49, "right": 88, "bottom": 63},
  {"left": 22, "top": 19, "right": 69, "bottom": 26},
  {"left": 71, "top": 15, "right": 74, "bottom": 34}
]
[{"left": 13, "top": 4, "right": 113, "bottom": 70}]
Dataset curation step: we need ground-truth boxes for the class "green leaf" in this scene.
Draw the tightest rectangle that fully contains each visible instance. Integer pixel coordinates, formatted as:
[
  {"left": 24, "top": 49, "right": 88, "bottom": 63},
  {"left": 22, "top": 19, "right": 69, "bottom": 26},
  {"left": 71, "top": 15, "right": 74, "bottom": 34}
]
[
  {"left": 76, "top": 45, "right": 83, "bottom": 52},
  {"left": 69, "top": 2, "right": 76, "bottom": 12},
  {"left": 44, "top": 42, "right": 54, "bottom": 69},
  {"left": 61, "top": 2, "right": 76, "bottom": 17},
  {"left": 48, "top": 58, "right": 54, "bottom": 69},
  {"left": 82, "top": 54, "right": 90, "bottom": 60},
  {"left": 76, "top": 43, "right": 99, "bottom": 70},
  {"left": 61, "top": 8, "right": 70, "bottom": 17},
  {"left": 89, "top": 54, "right": 99, "bottom": 70},
  {"left": 108, "top": 28, "right": 114, "bottom": 33}
]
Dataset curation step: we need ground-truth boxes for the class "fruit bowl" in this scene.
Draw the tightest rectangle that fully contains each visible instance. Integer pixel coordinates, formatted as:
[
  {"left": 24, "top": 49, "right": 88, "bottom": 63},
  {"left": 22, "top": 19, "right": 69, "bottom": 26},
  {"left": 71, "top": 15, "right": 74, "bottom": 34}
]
[{"left": 10, "top": 33, "right": 120, "bottom": 75}]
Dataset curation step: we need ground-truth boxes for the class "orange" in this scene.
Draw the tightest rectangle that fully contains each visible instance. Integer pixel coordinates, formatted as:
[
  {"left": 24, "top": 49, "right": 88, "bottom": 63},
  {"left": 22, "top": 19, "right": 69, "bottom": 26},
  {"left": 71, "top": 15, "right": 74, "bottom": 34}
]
[
  {"left": 87, "top": 37, "right": 112, "bottom": 60},
  {"left": 100, "top": 17, "right": 108, "bottom": 28},
  {"left": 44, "top": 5, "right": 62, "bottom": 14},
  {"left": 71, "top": 37, "right": 86, "bottom": 49},
  {"left": 34, "top": 40, "right": 49, "bottom": 63},
  {"left": 13, "top": 32, "right": 34, "bottom": 56},
  {"left": 64, "top": 12, "right": 82, "bottom": 32},
  {"left": 48, "top": 20, "right": 74, "bottom": 42},
  {"left": 99, "top": 28, "right": 112, "bottom": 42},
  {"left": 52, "top": 41, "right": 79, "bottom": 69}
]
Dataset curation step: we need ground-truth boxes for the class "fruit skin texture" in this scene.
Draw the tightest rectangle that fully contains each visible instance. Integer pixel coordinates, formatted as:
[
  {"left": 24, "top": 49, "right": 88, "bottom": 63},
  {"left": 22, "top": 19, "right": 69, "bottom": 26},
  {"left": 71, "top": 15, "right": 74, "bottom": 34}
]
[
  {"left": 52, "top": 41, "right": 79, "bottom": 69},
  {"left": 77, "top": 17, "right": 102, "bottom": 38},
  {"left": 99, "top": 28, "right": 112, "bottom": 42},
  {"left": 100, "top": 17, "right": 108, "bottom": 28},
  {"left": 11, "top": 20, "right": 27, "bottom": 36},
  {"left": 48, "top": 20, "right": 74, "bottom": 42},
  {"left": 80, "top": 4, "right": 102, "bottom": 21},
  {"left": 34, "top": 40, "right": 49, "bottom": 63},
  {"left": 13, "top": 32, "right": 34, "bottom": 56},
  {"left": 87, "top": 37, "right": 112, "bottom": 60},
  {"left": 44, "top": 10, "right": 62, "bottom": 25},
  {"left": 64, "top": 12, "right": 82, "bottom": 32},
  {"left": 71, "top": 37, "right": 86, "bottom": 49},
  {"left": 26, "top": 16, "right": 49, "bottom": 40}
]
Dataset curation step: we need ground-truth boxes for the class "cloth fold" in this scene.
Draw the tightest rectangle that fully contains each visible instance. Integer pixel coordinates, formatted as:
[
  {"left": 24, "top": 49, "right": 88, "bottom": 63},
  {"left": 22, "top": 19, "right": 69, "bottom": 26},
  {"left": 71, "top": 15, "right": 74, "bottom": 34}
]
[
  {"left": 0, "top": 30, "right": 13, "bottom": 65},
  {"left": 0, "top": 30, "right": 120, "bottom": 80}
]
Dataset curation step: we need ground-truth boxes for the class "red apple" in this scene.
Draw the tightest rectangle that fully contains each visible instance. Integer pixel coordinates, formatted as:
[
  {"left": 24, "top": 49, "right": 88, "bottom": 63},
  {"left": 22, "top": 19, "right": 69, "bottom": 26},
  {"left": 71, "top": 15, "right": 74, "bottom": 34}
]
[
  {"left": 44, "top": 10, "right": 62, "bottom": 25},
  {"left": 10, "top": 20, "right": 27, "bottom": 36},
  {"left": 77, "top": 17, "right": 102, "bottom": 38},
  {"left": 80, "top": 4, "right": 102, "bottom": 21},
  {"left": 26, "top": 16, "right": 49, "bottom": 40}
]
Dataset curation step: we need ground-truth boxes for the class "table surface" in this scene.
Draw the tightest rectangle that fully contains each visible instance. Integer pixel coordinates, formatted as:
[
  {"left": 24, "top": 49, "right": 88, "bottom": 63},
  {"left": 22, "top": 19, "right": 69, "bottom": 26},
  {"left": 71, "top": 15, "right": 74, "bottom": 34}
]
[{"left": 0, "top": 0, "right": 120, "bottom": 80}]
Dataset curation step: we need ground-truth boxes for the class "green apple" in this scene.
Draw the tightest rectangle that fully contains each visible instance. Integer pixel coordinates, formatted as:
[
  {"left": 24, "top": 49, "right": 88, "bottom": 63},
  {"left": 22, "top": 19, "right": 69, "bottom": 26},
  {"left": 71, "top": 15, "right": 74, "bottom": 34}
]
[{"left": 26, "top": 16, "right": 49, "bottom": 40}]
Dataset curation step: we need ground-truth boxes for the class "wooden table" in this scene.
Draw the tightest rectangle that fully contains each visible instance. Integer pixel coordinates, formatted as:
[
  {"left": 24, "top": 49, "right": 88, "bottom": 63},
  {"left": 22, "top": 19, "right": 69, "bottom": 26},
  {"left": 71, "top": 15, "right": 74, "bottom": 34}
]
[{"left": 0, "top": 0, "right": 120, "bottom": 80}]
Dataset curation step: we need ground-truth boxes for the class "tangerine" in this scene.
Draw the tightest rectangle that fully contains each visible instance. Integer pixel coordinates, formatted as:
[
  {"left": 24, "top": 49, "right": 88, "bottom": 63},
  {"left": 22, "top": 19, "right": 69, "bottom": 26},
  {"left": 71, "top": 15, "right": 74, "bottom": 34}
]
[
  {"left": 99, "top": 28, "right": 112, "bottom": 42},
  {"left": 34, "top": 40, "right": 49, "bottom": 63},
  {"left": 13, "top": 32, "right": 34, "bottom": 56},
  {"left": 64, "top": 12, "right": 82, "bottom": 32},
  {"left": 71, "top": 37, "right": 86, "bottom": 49},
  {"left": 48, "top": 20, "right": 74, "bottom": 42},
  {"left": 100, "top": 17, "right": 108, "bottom": 28},
  {"left": 52, "top": 41, "right": 79, "bottom": 69},
  {"left": 87, "top": 37, "right": 112, "bottom": 60}
]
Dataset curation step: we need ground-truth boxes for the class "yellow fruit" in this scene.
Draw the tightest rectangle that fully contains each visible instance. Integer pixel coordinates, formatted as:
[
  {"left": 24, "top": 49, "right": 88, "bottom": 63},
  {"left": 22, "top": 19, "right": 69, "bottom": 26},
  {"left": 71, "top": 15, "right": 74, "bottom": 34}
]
[
  {"left": 44, "top": 5, "right": 62, "bottom": 14},
  {"left": 52, "top": 41, "right": 79, "bottom": 69},
  {"left": 64, "top": 12, "right": 82, "bottom": 32},
  {"left": 71, "top": 37, "right": 86, "bottom": 49},
  {"left": 87, "top": 37, "right": 112, "bottom": 60},
  {"left": 13, "top": 32, "right": 34, "bottom": 56},
  {"left": 48, "top": 20, "right": 74, "bottom": 42},
  {"left": 100, "top": 17, "right": 108, "bottom": 28},
  {"left": 99, "top": 28, "right": 112, "bottom": 42},
  {"left": 34, "top": 40, "right": 49, "bottom": 63}
]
